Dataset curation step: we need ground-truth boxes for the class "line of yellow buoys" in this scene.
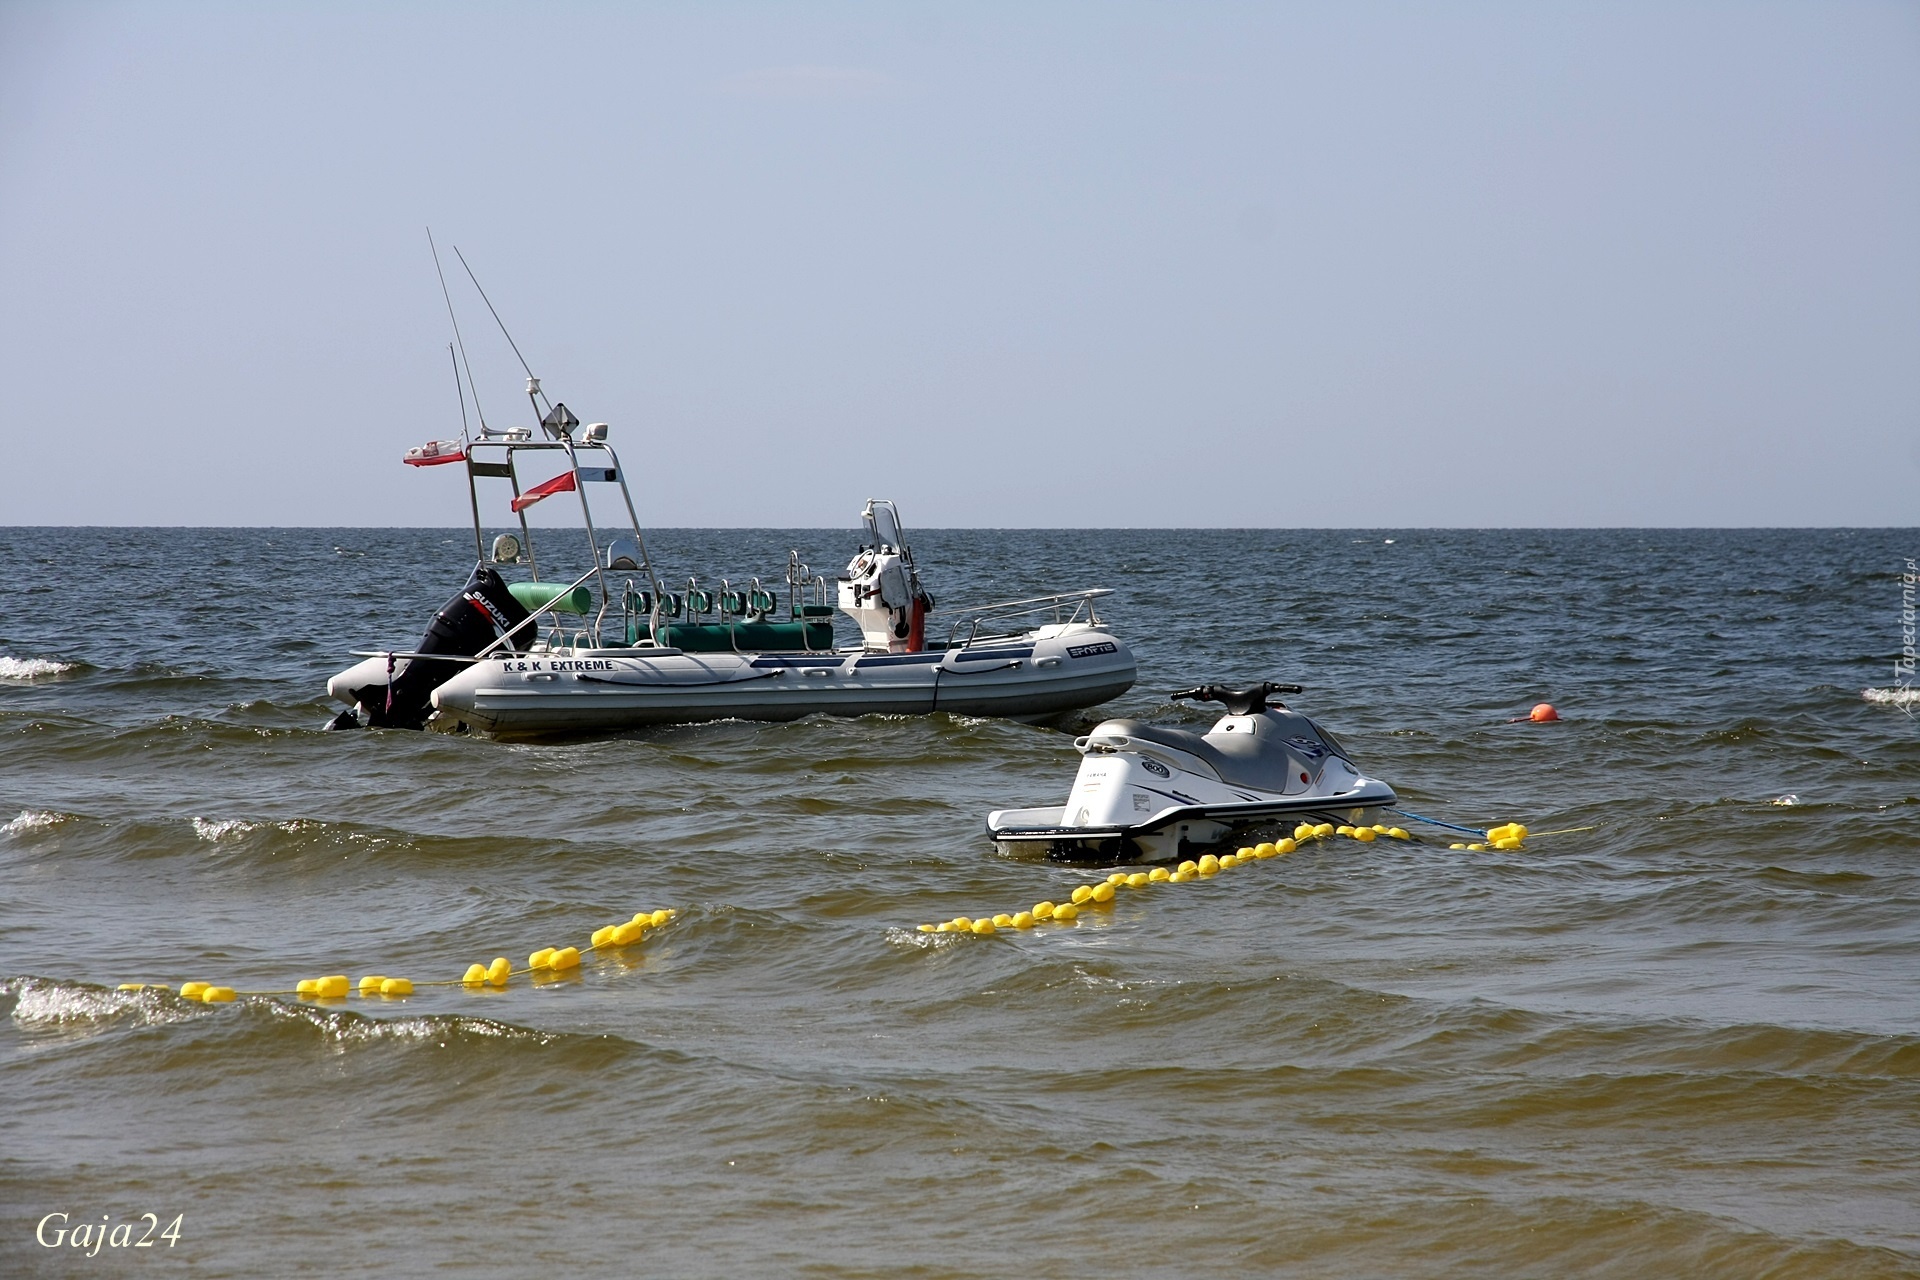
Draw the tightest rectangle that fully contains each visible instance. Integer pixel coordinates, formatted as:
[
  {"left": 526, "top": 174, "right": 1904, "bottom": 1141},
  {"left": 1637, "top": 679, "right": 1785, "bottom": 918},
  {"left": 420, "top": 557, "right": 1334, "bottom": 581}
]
[
  {"left": 113, "top": 908, "right": 680, "bottom": 1004},
  {"left": 915, "top": 820, "right": 1436, "bottom": 935},
  {"left": 104, "top": 818, "right": 1549, "bottom": 999}
]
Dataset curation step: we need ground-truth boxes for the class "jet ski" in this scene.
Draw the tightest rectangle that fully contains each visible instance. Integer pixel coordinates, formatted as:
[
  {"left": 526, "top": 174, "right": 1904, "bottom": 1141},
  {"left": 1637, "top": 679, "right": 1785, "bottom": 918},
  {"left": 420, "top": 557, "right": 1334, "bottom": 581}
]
[{"left": 986, "top": 681, "right": 1398, "bottom": 863}]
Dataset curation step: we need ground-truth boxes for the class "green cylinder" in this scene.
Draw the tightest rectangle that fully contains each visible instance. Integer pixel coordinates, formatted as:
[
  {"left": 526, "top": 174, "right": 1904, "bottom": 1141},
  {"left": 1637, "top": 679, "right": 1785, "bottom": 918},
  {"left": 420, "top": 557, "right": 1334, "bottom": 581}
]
[{"left": 508, "top": 580, "right": 594, "bottom": 615}]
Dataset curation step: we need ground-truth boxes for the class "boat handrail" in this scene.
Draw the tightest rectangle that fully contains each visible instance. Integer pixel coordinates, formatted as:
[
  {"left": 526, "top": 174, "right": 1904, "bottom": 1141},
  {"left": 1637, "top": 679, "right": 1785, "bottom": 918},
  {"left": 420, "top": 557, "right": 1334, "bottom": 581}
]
[{"left": 939, "top": 588, "right": 1113, "bottom": 649}]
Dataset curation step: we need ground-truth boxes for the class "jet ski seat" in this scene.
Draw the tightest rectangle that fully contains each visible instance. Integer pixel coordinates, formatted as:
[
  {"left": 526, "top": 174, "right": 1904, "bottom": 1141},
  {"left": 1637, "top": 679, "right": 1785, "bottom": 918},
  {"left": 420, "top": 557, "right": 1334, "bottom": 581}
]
[{"left": 1100, "top": 717, "right": 1317, "bottom": 791}]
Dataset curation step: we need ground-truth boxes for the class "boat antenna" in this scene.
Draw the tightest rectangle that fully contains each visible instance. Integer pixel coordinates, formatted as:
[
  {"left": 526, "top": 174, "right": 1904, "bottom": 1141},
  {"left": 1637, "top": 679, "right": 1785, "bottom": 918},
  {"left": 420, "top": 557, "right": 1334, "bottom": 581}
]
[
  {"left": 448, "top": 344, "right": 472, "bottom": 439},
  {"left": 450, "top": 343, "right": 485, "bottom": 561},
  {"left": 427, "top": 227, "right": 489, "bottom": 434},
  {"left": 452, "top": 244, "right": 549, "bottom": 416}
]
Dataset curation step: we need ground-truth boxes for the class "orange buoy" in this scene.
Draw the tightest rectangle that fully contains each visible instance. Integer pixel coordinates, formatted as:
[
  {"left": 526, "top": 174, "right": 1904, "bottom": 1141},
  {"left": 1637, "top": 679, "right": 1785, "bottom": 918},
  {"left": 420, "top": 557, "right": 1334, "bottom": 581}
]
[{"left": 1530, "top": 703, "right": 1559, "bottom": 722}]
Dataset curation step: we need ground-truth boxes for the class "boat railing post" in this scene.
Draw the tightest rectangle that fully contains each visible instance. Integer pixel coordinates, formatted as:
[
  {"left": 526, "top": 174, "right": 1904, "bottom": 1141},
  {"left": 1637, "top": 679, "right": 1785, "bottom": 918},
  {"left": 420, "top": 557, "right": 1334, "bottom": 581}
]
[
  {"left": 503, "top": 445, "right": 539, "bottom": 580},
  {"left": 559, "top": 436, "right": 611, "bottom": 648},
  {"left": 601, "top": 445, "right": 664, "bottom": 603}
]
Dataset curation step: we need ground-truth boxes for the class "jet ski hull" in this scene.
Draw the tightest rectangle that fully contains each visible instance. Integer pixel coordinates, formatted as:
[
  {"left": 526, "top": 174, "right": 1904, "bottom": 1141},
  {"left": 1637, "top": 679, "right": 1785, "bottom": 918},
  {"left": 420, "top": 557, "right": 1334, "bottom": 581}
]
[
  {"left": 988, "top": 780, "right": 1398, "bottom": 864},
  {"left": 986, "top": 694, "right": 1399, "bottom": 863}
]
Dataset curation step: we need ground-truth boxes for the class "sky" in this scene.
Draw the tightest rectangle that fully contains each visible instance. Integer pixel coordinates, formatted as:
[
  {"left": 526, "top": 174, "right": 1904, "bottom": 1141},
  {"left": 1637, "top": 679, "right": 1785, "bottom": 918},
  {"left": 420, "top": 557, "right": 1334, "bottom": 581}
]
[{"left": 0, "top": 1, "right": 1915, "bottom": 527}]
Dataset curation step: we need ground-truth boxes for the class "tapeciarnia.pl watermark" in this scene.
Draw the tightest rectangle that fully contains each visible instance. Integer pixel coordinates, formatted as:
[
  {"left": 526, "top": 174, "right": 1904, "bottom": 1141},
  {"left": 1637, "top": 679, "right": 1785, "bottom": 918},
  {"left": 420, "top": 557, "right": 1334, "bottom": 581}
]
[{"left": 1896, "top": 557, "right": 1917, "bottom": 717}]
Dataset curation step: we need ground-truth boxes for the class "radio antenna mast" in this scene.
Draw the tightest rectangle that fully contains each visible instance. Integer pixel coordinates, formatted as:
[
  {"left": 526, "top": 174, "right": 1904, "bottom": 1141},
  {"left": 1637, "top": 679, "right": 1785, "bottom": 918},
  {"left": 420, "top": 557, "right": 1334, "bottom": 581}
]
[
  {"left": 427, "top": 227, "right": 489, "bottom": 434},
  {"left": 452, "top": 244, "right": 549, "bottom": 417}
]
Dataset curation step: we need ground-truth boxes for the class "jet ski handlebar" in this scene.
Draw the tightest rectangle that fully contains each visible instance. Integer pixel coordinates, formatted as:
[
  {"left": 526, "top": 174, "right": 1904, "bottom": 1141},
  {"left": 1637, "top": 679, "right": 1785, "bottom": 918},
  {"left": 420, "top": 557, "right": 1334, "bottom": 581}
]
[{"left": 1171, "top": 681, "right": 1303, "bottom": 715}]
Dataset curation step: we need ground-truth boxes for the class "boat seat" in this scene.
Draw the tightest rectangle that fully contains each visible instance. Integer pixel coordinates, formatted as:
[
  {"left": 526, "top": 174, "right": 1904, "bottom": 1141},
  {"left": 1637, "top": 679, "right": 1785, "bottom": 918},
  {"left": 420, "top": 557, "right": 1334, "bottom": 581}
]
[{"left": 1101, "top": 717, "right": 1317, "bottom": 791}]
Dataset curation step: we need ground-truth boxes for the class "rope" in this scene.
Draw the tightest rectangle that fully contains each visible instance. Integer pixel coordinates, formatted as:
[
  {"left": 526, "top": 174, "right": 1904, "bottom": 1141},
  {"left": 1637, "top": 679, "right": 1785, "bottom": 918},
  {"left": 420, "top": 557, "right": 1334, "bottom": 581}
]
[{"left": 1384, "top": 807, "right": 1488, "bottom": 837}]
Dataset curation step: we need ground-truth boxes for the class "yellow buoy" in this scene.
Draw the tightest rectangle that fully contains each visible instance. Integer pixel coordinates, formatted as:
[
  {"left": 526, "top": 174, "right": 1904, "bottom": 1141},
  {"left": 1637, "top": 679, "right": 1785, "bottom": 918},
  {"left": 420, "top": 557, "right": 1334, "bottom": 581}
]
[
  {"left": 1253, "top": 842, "right": 1278, "bottom": 859},
  {"left": 1388, "top": 827, "right": 1410, "bottom": 840},
  {"left": 380, "top": 978, "right": 413, "bottom": 997},
  {"left": 487, "top": 957, "right": 510, "bottom": 986},
  {"left": 1354, "top": 828, "right": 1376, "bottom": 842},
  {"left": 935, "top": 922, "right": 955, "bottom": 933},
  {"left": 591, "top": 926, "right": 616, "bottom": 949},
  {"left": 1106, "top": 872, "right": 1129, "bottom": 885},
  {"left": 952, "top": 916, "right": 974, "bottom": 930},
  {"left": 358, "top": 975, "right": 386, "bottom": 995},
  {"left": 1294, "top": 823, "right": 1315, "bottom": 840},
  {"left": 1147, "top": 867, "right": 1171, "bottom": 882},
  {"left": 1218, "top": 853, "right": 1241, "bottom": 868},
  {"left": 318, "top": 975, "right": 350, "bottom": 999},
  {"left": 1276, "top": 838, "right": 1297, "bottom": 855},
  {"left": 1314, "top": 823, "right": 1334, "bottom": 837},
  {"left": 918, "top": 923, "right": 936, "bottom": 933},
  {"left": 529, "top": 948, "right": 556, "bottom": 970},
  {"left": 1070, "top": 885, "right": 1094, "bottom": 905},
  {"left": 629, "top": 912, "right": 651, "bottom": 927},
  {"left": 178, "top": 982, "right": 210, "bottom": 1000},
  {"left": 1467, "top": 843, "right": 1486, "bottom": 853},
  {"left": 1335, "top": 825, "right": 1354, "bottom": 837},
  {"left": 1197, "top": 854, "right": 1220, "bottom": 875},
  {"left": 1176, "top": 860, "right": 1197, "bottom": 875},
  {"left": 296, "top": 978, "right": 320, "bottom": 996},
  {"left": 991, "top": 914, "right": 1014, "bottom": 928},
  {"left": 612, "top": 921, "right": 644, "bottom": 946},
  {"left": 1012, "top": 911, "right": 1035, "bottom": 928},
  {"left": 970, "top": 919, "right": 997, "bottom": 936},
  {"left": 1371, "top": 824, "right": 1389, "bottom": 834},
  {"left": 1032, "top": 901, "right": 1056, "bottom": 920},
  {"left": 1169, "top": 869, "right": 1194, "bottom": 883},
  {"left": 1091, "top": 882, "right": 1116, "bottom": 903},
  {"left": 649, "top": 909, "right": 672, "bottom": 927},
  {"left": 1125, "top": 872, "right": 1150, "bottom": 888},
  {"left": 1450, "top": 842, "right": 1467, "bottom": 850},
  {"left": 551, "top": 947, "right": 581, "bottom": 971},
  {"left": 202, "top": 986, "right": 236, "bottom": 1003},
  {"left": 1507, "top": 824, "right": 1528, "bottom": 840},
  {"left": 462, "top": 964, "right": 487, "bottom": 985},
  {"left": 1492, "top": 836, "right": 1524, "bottom": 851},
  {"left": 1053, "top": 903, "right": 1079, "bottom": 921}
]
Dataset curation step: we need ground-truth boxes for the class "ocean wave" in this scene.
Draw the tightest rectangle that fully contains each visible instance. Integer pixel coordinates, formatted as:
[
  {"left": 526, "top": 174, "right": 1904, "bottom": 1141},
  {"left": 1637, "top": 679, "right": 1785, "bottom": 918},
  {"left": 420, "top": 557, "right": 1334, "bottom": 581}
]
[
  {"left": 2, "top": 808, "right": 72, "bottom": 837},
  {"left": 4, "top": 976, "right": 204, "bottom": 1036},
  {"left": 253, "top": 997, "right": 569, "bottom": 1053},
  {"left": 1862, "top": 686, "right": 1920, "bottom": 707},
  {"left": 191, "top": 816, "right": 262, "bottom": 841},
  {"left": 2, "top": 974, "right": 597, "bottom": 1056},
  {"left": 0, "top": 654, "right": 78, "bottom": 680}
]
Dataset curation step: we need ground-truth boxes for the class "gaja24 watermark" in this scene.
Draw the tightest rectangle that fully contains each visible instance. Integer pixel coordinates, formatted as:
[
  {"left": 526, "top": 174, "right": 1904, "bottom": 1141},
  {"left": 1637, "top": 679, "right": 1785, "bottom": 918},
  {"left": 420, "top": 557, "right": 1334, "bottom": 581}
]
[{"left": 35, "top": 1212, "right": 183, "bottom": 1257}]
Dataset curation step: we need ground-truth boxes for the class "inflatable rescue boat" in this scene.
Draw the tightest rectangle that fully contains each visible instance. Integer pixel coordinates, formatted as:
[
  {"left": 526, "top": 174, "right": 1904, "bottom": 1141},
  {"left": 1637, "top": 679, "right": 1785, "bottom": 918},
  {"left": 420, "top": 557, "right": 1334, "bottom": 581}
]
[{"left": 326, "top": 384, "right": 1134, "bottom": 736}]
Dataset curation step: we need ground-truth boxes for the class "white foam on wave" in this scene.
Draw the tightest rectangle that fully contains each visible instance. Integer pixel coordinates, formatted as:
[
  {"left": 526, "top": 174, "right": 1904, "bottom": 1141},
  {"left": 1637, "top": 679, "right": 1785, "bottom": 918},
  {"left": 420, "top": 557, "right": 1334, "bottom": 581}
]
[
  {"left": 192, "top": 816, "right": 260, "bottom": 842},
  {"left": 263, "top": 998, "right": 556, "bottom": 1050},
  {"left": 3, "top": 809, "right": 71, "bottom": 837},
  {"left": 0, "top": 655, "right": 76, "bottom": 680},
  {"left": 6, "top": 979, "right": 200, "bottom": 1033},
  {"left": 1862, "top": 686, "right": 1920, "bottom": 707}
]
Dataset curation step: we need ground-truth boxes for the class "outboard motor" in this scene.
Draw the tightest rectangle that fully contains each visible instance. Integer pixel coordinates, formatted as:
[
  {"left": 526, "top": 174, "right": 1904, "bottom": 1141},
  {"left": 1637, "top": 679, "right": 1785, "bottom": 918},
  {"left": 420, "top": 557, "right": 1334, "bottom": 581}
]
[
  {"left": 334, "top": 565, "right": 533, "bottom": 730},
  {"left": 837, "top": 499, "right": 935, "bottom": 653}
]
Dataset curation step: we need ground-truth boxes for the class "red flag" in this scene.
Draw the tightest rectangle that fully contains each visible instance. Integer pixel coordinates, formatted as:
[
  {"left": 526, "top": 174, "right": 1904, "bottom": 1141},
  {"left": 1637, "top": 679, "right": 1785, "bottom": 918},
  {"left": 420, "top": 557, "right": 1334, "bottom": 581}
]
[
  {"left": 511, "top": 470, "right": 578, "bottom": 512},
  {"left": 403, "top": 439, "right": 466, "bottom": 466}
]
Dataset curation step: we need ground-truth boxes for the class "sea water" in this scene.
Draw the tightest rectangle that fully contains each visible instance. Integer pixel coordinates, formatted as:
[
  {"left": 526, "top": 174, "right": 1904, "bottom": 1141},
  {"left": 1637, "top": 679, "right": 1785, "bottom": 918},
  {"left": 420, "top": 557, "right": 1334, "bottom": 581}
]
[{"left": 2, "top": 527, "right": 1916, "bottom": 1277}]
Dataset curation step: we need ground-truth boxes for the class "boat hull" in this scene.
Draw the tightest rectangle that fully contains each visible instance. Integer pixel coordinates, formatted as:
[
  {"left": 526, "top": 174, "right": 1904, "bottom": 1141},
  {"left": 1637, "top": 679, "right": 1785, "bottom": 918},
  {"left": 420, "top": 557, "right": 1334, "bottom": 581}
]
[{"left": 419, "top": 629, "right": 1136, "bottom": 735}]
